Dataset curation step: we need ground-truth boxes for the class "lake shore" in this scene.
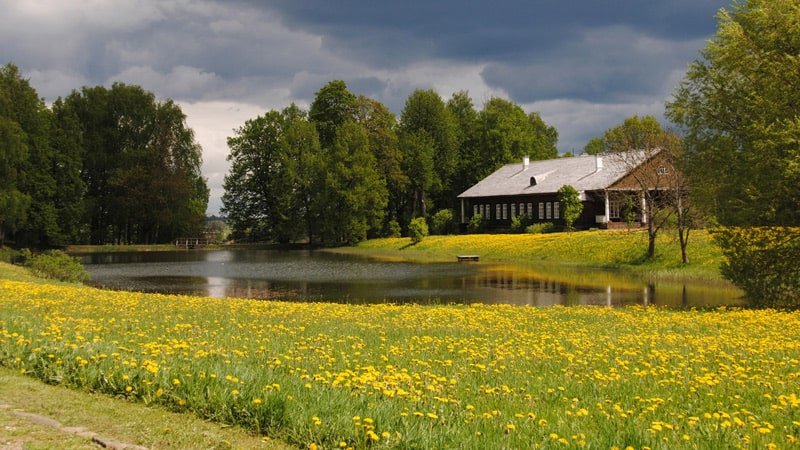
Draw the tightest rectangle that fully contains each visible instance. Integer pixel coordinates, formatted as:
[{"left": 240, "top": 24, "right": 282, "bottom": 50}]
[{"left": 330, "top": 229, "right": 725, "bottom": 282}]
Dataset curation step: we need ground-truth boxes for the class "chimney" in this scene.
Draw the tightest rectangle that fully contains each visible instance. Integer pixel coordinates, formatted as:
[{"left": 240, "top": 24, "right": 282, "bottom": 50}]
[
  {"left": 595, "top": 154, "right": 603, "bottom": 172},
  {"left": 523, "top": 156, "right": 530, "bottom": 170}
]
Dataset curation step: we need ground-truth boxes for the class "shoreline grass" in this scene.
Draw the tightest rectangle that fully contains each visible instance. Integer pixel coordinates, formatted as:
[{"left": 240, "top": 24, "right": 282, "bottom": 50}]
[
  {"left": 331, "top": 229, "right": 725, "bottom": 282},
  {"left": 1, "top": 262, "right": 797, "bottom": 449}
]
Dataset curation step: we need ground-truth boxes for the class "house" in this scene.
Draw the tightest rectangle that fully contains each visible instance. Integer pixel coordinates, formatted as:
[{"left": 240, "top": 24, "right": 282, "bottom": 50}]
[{"left": 456, "top": 149, "right": 675, "bottom": 230}]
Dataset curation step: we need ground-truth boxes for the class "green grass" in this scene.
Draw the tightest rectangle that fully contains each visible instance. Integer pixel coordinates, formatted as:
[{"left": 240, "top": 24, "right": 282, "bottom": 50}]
[
  {"left": 333, "top": 229, "right": 724, "bottom": 281},
  {"left": 1, "top": 262, "right": 798, "bottom": 449},
  {"left": 0, "top": 368, "right": 290, "bottom": 450}
]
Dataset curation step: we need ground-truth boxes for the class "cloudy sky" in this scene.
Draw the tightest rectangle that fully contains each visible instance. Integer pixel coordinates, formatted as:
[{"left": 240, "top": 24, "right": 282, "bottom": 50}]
[{"left": 1, "top": 0, "right": 724, "bottom": 214}]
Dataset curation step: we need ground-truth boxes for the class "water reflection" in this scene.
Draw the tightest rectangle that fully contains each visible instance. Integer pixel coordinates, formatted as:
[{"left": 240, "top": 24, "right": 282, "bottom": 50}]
[{"left": 78, "top": 249, "right": 744, "bottom": 308}]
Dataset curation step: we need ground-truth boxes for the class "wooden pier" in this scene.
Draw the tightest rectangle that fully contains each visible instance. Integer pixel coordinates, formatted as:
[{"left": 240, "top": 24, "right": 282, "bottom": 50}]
[{"left": 457, "top": 255, "right": 480, "bottom": 262}]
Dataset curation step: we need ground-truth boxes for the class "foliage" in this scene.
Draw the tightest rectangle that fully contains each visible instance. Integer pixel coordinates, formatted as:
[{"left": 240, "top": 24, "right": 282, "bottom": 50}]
[
  {"left": 467, "top": 213, "right": 487, "bottom": 234},
  {"left": 429, "top": 209, "right": 455, "bottom": 235},
  {"left": 398, "top": 90, "right": 457, "bottom": 215},
  {"left": 383, "top": 219, "right": 401, "bottom": 238},
  {"left": 557, "top": 185, "right": 583, "bottom": 231},
  {"left": 666, "top": 0, "right": 800, "bottom": 227},
  {"left": 712, "top": 227, "right": 800, "bottom": 308},
  {"left": 525, "top": 222, "right": 556, "bottom": 234},
  {"left": 603, "top": 116, "right": 678, "bottom": 258},
  {"left": 64, "top": 83, "right": 208, "bottom": 245},
  {"left": 1, "top": 277, "right": 796, "bottom": 448},
  {"left": 309, "top": 80, "right": 357, "bottom": 149},
  {"left": 407, "top": 217, "right": 429, "bottom": 244},
  {"left": 583, "top": 137, "right": 604, "bottom": 155},
  {"left": 21, "top": 249, "right": 89, "bottom": 283},
  {"left": 621, "top": 196, "right": 637, "bottom": 230}
]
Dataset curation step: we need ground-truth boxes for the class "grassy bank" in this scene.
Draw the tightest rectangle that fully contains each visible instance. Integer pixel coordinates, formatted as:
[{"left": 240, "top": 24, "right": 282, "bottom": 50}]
[
  {"left": 0, "top": 368, "right": 289, "bottom": 449},
  {"left": 1, "top": 262, "right": 797, "bottom": 449},
  {"left": 334, "top": 229, "right": 724, "bottom": 281}
]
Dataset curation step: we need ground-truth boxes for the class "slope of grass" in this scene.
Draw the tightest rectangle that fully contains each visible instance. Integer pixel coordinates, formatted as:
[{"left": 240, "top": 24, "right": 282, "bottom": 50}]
[
  {"left": 335, "top": 229, "right": 723, "bottom": 280},
  {"left": 1, "top": 263, "right": 797, "bottom": 449}
]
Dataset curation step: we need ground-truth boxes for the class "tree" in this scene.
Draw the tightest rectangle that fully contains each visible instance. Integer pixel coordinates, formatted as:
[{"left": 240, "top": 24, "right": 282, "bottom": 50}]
[
  {"left": 603, "top": 116, "right": 678, "bottom": 258},
  {"left": 355, "top": 96, "right": 407, "bottom": 232},
  {"left": 400, "top": 130, "right": 435, "bottom": 218},
  {"left": 48, "top": 99, "right": 85, "bottom": 244},
  {"left": 309, "top": 80, "right": 357, "bottom": 149},
  {"left": 527, "top": 112, "right": 559, "bottom": 160},
  {"left": 66, "top": 83, "right": 207, "bottom": 244},
  {"left": 318, "top": 122, "right": 388, "bottom": 245},
  {"left": 583, "top": 137, "right": 605, "bottom": 155},
  {"left": 558, "top": 185, "right": 583, "bottom": 231},
  {"left": 666, "top": 0, "right": 800, "bottom": 227},
  {"left": 398, "top": 89, "right": 457, "bottom": 214},
  {"left": 447, "top": 91, "right": 481, "bottom": 197},
  {"left": 0, "top": 117, "right": 30, "bottom": 246}
]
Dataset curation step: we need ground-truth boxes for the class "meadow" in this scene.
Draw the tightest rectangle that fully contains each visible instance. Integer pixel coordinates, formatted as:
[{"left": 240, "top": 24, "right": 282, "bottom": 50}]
[
  {"left": 336, "top": 230, "right": 724, "bottom": 281},
  {"left": 1, "top": 262, "right": 798, "bottom": 449}
]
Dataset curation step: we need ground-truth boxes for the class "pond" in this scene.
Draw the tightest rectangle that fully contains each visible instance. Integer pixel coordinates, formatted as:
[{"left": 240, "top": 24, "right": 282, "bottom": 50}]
[{"left": 78, "top": 249, "right": 743, "bottom": 308}]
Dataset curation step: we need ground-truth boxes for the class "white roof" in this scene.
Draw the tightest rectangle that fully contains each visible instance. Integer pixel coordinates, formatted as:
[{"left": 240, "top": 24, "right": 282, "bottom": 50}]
[{"left": 457, "top": 150, "right": 649, "bottom": 198}]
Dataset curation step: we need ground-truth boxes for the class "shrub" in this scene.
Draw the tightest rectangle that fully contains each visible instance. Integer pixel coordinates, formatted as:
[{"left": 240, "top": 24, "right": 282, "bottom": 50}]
[
  {"left": 525, "top": 222, "right": 555, "bottom": 234},
  {"left": 408, "top": 217, "right": 429, "bottom": 244},
  {"left": 712, "top": 227, "right": 800, "bottom": 308},
  {"left": 429, "top": 209, "right": 455, "bottom": 235},
  {"left": 24, "top": 249, "right": 90, "bottom": 283},
  {"left": 511, "top": 215, "right": 534, "bottom": 233},
  {"left": 558, "top": 184, "right": 583, "bottom": 231},
  {"left": 383, "top": 219, "right": 402, "bottom": 238},
  {"left": 467, "top": 214, "right": 487, "bottom": 234}
]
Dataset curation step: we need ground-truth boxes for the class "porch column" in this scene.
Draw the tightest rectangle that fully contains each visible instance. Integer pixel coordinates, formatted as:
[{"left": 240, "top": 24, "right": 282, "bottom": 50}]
[
  {"left": 461, "top": 199, "right": 466, "bottom": 224},
  {"left": 604, "top": 190, "right": 610, "bottom": 222},
  {"left": 640, "top": 192, "right": 648, "bottom": 224}
]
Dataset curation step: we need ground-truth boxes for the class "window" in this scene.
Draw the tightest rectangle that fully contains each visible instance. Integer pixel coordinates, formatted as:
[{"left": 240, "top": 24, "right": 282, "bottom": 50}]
[
  {"left": 609, "top": 201, "right": 621, "bottom": 219},
  {"left": 527, "top": 203, "right": 533, "bottom": 218},
  {"left": 657, "top": 166, "right": 669, "bottom": 175},
  {"left": 554, "top": 201, "right": 560, "bottom": 219},
  {"left": 473, "top": 205, "right": 478, "bottom": 217},
  {"left": 510, "top": 203, "right": 516, "bottom": 218},
  {"left": 519, "top": 203, "right": 524, "bottom": 218},
  {"left": 496, "top": 204, "right": 501, "bottom": 220},
  {"left": 538, "top": 202, "right": 544, "bottom": 220},
  {"left": 546, "top": 202, "right": 552, "bottom": 219},
  {"left": 502, "top": 204, "right": 508, "bottom": 220},
  {"left": 485, "top": 205, "right": 490, "bottom": 220}
]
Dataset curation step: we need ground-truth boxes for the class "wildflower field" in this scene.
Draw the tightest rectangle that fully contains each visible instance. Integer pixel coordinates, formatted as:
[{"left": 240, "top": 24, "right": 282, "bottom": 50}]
[{"left": 1, "top": 270, "right": 798, "bottom": 449}]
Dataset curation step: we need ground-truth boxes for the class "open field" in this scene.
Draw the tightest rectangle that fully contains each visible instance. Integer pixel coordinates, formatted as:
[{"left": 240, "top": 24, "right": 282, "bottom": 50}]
[
  {"left": 334, "top": 230, "right": 724, "bottom": 281},
  {"left": 0, "top": 262, "right": 797, "bottom": 449}
]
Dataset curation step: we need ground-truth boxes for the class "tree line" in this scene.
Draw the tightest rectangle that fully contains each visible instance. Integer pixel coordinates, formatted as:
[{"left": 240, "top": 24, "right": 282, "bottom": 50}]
[
  {"left": 0, "top": 63, "right": 208, "bottom": 246},
  {"left": 222, "top": 81, "right": 558, "bottom": 244}
]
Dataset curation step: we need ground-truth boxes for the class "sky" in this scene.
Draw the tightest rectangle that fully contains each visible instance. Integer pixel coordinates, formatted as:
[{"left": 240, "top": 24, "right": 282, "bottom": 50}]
[{"left": 0, "top": 0, "right": 725, "bottom": 215}]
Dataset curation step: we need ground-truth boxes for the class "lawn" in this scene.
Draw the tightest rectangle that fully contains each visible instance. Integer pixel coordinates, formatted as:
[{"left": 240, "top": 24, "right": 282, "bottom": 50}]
[
  {"left": 335, "top": 229, "right": 724, "bottom": 281},
  {"left": 0, "top": 262, "right": 797, "bottom": 449}
]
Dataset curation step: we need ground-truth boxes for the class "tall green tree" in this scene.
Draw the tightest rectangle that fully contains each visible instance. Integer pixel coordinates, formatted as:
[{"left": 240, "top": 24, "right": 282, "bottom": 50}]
[
  {"left": 48, "top": 99, "right": 86, "bottom": 244},
  {"left": 447, "top": 91, "right": 481, "bottom": 197},
  {"left": 0, "top": 63, "right": 62, "bottom": 246},
  {"left": 317, "top": 122, "right": 388, "bottom": 244},
  {"left": 528, "top": 111, "right": 559, "bottom": 160},
  {"left": 583, "top": 137, "right": 605, "bottom": 155},
  {"left": 65, "top": 83, "right": 207, "bottom": 244},
  {"left": 0, "top": 116, "right": 30, "bottom": 246},
  {"left": 355, "top": 96, "right": 407, "bottom": 231},
  {"left": 398, "top": 89, "right": 457, "bottom": 215},
  {"left": 666, "top": 0, "right": 800, "bottom": 226},
  {"left": 309, "top": 80, "right": 357, "bottom": 149}
]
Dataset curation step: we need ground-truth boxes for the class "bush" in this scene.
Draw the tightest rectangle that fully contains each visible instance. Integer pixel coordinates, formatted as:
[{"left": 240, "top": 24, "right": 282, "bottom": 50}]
[
  {"left": 408, "top": 217, "right": 429, "bottom": 244},
  {"left": 525, "top": 222, "right": 555, "bottom": 234},
  {"left": 510, "top": 215, "right": 534, "bottom": 233},
  {"left": 429, "top": 209, "right": 455, "bottom": 235},
  {"left": 383, "top": 219, "right": 402, "bottom": 238},
  {"left": 467, "top": 214, "right": 487, "bottom": 234},
  {"left": 712, "top": 227, "right": 800, "bottom": 308},
  {"left": 24, "top": 249, "right": 90, "bottom": 283}
]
